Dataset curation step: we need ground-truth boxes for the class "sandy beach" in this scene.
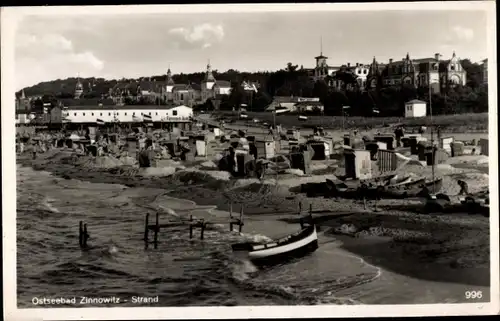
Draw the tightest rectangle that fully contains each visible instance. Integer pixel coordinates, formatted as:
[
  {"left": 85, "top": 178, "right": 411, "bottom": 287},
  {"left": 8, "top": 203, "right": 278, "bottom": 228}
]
[{"left": 15, "top": 135, "right": 491, "bottom": 305}]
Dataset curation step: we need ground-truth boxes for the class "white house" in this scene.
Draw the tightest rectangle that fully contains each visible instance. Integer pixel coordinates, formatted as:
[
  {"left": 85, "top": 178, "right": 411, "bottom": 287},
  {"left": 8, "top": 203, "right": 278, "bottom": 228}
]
[
  {"left": 15, "top": 113, "right": 33, "bottom": 125},
  {"left": 57, "top": 105, "right": 193, "bottom": 124},
  {"left": 405, "top": 99, "right": 427, "bottom": 118}
]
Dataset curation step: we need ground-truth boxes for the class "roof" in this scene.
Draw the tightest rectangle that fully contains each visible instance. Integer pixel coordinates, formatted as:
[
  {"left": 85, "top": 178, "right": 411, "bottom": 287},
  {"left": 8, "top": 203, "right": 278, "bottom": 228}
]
[
  {"left": 58, "top": 98, "right": 115, "bottom": 106},
  {"left": 190, "top": 83, "right": 202, "bottom": 91},
  {"left": 63, "top": 105, "right": 192, "bottom": 111},
  {"left": 315, "top": 54, "right": 328, "bottom": 59},
  {"left": 406, "top": 99, "right": 426, "bottom": 104},
  {"left": 172, "top": 84, "right": 191, "bottom": 91},
  {"left": 273, "top": 96, "right": 299, "bottom": 103},
  {"left": 215, "top": 80, "right": 231, "bottom": 87}
]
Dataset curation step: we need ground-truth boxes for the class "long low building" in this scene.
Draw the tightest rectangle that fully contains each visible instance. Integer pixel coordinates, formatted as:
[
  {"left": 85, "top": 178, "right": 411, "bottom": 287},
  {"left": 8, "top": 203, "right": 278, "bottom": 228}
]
[{"left": 52, "top": 104, "right": 193, "bottom": 124}]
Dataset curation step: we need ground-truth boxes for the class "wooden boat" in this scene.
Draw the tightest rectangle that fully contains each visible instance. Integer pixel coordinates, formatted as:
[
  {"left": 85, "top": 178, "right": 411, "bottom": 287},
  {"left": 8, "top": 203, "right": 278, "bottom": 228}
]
[
  {"left": 338, "top": 173, "right": 398, "bottom": 188},
  {"left": 231, "top": 225, "right": 319, "bottom": 266},
  {"left": 422, "top": 178, "right": 444, "bottom": 194},
  {"left": 385, "top": 177, "right": 425, "bottom": 190}
]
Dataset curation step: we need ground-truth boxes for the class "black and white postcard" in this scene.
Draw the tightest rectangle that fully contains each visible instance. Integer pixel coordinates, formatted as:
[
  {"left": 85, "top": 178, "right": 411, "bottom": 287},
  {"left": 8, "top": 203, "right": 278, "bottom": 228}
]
[{"left": 2, "top": 2, "right": 498, "bottom": 320}]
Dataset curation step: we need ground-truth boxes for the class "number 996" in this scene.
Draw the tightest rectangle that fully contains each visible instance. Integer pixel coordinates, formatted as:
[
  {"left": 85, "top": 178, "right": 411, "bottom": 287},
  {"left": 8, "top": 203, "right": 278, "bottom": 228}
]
[{"left": 465, "top": 291, "right": 482, "bottom": 299}]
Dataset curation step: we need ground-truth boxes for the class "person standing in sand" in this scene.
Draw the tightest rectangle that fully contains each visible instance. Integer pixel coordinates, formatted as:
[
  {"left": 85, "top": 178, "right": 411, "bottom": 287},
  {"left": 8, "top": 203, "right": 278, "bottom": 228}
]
[
  {"left": 457, "top": 180, "right": 470, "bottom": 195},
  {"left": 138, "top": 139, "right": 155, "bottom": 168}
]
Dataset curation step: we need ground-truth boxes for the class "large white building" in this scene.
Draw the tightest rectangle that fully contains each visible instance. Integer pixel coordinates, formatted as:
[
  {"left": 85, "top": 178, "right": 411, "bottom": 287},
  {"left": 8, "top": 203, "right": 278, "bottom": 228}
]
[{"left": 52, "top": 105, "right": 193, "bottom": 124}]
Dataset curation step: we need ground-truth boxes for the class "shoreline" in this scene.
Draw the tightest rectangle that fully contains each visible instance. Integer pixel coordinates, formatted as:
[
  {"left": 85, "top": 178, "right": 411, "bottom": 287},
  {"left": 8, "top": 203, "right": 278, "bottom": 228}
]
[{"left": 16, "top": 149, "right": 491, "bottom": 297}]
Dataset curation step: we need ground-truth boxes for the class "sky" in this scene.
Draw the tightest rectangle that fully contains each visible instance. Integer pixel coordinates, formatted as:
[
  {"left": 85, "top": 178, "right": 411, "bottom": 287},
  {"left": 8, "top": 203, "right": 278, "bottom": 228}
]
[{"left": 14, "top": 7, "right": 489, "bottom": 90}]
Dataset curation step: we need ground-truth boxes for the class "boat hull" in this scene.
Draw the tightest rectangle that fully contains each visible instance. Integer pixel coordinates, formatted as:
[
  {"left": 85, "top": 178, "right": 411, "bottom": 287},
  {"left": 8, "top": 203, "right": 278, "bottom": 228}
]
[
  {"left": 251, "top": 238, "right": 319, "bottom": 266},
  {"left": 232, "top": 225, "right": 319, "bottom": 266}
]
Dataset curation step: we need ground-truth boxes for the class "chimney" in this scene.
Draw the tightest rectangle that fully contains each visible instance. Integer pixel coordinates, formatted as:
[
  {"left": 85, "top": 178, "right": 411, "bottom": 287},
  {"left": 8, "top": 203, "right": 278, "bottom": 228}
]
[
  {"left": 356, "top": 63, "right": 359, "bottom": 67},
  {"left": 347, "top": 63, "right": 351, "bottom": 67},
  {"left": 434, "top": 53, "right": 440, "bottom": 60},
  {"left": 389, "top": 58, "right": 393, "bottom": 64}
]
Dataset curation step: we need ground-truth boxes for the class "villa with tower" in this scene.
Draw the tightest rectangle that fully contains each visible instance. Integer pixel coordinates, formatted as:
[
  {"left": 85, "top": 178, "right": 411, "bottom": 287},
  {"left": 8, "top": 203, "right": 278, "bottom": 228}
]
[
  {"left": 313, "top": 46, "right": 467, "bottom": 93},
  {"left": 365, "top": 51, "right": 467, "bottom": 93}
]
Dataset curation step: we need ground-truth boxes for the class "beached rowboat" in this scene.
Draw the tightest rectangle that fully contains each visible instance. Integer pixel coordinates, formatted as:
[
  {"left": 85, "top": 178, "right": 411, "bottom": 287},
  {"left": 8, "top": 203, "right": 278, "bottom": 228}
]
[{"left": 231, "top": 225, "right": 318, "bottom": 266}]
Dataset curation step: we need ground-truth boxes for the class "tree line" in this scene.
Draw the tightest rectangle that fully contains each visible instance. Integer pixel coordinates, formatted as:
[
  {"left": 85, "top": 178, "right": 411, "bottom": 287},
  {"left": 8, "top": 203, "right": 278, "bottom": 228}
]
[{"left": 19, "top": 59, "right": 487, "bottom": 116}]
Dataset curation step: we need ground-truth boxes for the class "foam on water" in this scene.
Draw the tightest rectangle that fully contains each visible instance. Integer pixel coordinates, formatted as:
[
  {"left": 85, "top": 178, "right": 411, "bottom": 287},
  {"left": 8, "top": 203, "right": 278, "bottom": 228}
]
[{"left": 15, "top": 165, "right": 402, "bottom": 307}]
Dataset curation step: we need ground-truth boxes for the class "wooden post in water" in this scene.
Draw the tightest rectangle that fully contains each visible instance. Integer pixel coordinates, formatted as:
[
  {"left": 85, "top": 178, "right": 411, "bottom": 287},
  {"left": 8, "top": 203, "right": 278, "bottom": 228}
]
[
  {"left": 144, "top": 213, "right": 149, "bottom": 249},
  {"left": 79, "top": 221, "right": 83, "bottom": 248},
  {"left": 153, "top": 212, "right": 159, "bottom": 249},
  {"left": 298, "top": 202, "right": 304, "bottom": 229},
  {"left": 83, "top": 223, "right": 89, "bottom": 248},
  {"left": 238, "top": 206, "right": 244, "bottom": 233},
  {"left": 189, "top": 215, "right": 193, "bottom": 239},
  {"left": 200, "top": 220, "right": 206, "bottom": 240},
  {"left": 229, "top": 202, "right": 233, "bottom": 232}
]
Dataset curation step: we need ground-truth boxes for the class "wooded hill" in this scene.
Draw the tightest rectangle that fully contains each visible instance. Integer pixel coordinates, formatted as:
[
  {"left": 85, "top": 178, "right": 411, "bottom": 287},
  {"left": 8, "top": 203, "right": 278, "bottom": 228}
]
[{"left": 18, "top": 59, "right": 488, "bottom": 117}]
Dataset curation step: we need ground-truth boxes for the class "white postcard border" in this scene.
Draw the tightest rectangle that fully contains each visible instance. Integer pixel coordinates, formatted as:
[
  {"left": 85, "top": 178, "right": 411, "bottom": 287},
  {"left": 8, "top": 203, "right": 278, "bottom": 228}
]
[{"left": 2, "top": 2, "right": 498, "bottom": 320}]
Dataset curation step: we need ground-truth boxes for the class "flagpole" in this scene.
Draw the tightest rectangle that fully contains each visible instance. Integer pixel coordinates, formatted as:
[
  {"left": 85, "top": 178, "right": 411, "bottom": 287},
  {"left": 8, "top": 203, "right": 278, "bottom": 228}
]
[{"left": 429, "top": 81, "right": 435, "bottom": 193}]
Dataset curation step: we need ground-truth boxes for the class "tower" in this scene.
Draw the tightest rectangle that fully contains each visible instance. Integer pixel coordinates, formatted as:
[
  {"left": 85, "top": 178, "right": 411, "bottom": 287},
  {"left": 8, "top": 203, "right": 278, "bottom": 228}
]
[
  {"left": 166, "top": 65, "right": 175, "bottom": 86},
  {"left": 74, "top": 75, "right": 83, "bottom": 99},
  {"left": 202, "top": 60, "right": 216, "bottom": 102},
  {"left": 164, "top": 65, "right": 175, "bottom": 102},
  {"left": 314, "top": 36, "right": 329, "bottom": 81},
  {"left": 205, "top": 59, "right": 215, "bottom": 83}
]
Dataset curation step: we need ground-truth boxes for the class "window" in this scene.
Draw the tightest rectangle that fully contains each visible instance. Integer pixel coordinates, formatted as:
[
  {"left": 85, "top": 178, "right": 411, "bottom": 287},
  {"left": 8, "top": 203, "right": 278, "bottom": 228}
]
[
  {"left": 156, "top": 112, "right": 158, "bottom": 115},
  {"left": 450, "top": 65, "right": 456, "bottom": 71},
  {"left": 173, "top": 110, "right": 178, "bottom": 116},
  {"left": 91, "top": 113, "right": 94, "bottom": 116},
  {"left": 125, "top": 113, "right": 127, "bottom": 116},
  {"left": 108, "top": 113, "right": 111, "bottom": 116},
  {"left": 363, "top": 70, "right": 367, "bottom": 74},
  {"left": 116, "top": 112, "right": 119, "bottom": 115},
  {"left": 180, "top": 94, "right": 184, "bottom": 100},
  {"left": 141, "top": 112, "right": 143, "bottom": 115},
  {"left": 100, "top": 113, "right": 103, "bottom": 116},
  {"left": 74, "top": 113, "right": 77, "bottom": 116},
  {"left": 149, "top": 112, "right": 151, "bottom": 115},
  {"left": 133, "top": 112, "right": 135, "bottom": 115},
  {"left": 83, "top": 113, "right": 85, "bottom": 116}
]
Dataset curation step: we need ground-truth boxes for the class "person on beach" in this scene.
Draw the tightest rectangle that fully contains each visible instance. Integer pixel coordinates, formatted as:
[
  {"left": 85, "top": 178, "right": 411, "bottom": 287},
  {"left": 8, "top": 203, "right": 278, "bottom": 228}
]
[
  {"left": 268, "top": 125, "right": 274, "bottom": 136},
  {"left": 457, "top": 180, "right": 470, "bottom": 195},
  {"left": 394, "top": 126, "right": 404, "bottom": 148},
  {"left": 138, "top": 139, "right": 155, "bottom": 168}
]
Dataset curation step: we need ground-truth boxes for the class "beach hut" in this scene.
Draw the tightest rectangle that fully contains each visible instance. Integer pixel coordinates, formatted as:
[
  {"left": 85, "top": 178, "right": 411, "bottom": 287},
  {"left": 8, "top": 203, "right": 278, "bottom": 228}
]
[
  {"left": 426, "top": 148, "right": 449, "bottom": 165},
  {"left": 439, "top": 136, "right": 454, "bottom": 153},
  {"left": 450, "top": 141, "right": 465, "bottom": 157},
  {"left": 195, "top": 139, "right": 207, "bottom": 157},
  {"left": 307, "top": 139, "right": 330, "bottom": 160},
  {"left": 479, "top": 138, "right": 489, "bottom": 156},
  {"left": 254, "top": 137, "right": 276, "bottom": 159},
  {"left": 374, "top": 134, "right": 395, "bottom": 150},
  {"left": 290, "top": 150, "right": 312, "bottom": 175},
  {"left": 344, "top": 149, "right": 372, "bottom": 180},
  {"left": 286, "top": 129, "right": 301, "bottom": 141}
]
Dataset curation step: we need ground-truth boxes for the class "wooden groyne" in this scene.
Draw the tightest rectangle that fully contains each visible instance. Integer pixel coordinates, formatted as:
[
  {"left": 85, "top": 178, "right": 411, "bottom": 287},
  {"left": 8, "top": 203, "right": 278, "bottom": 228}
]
[
  {"left": 78, "top": 221, "right": 90, "bottom": 249},
  {"left": 143, "top": 202, "right": 245, "bottom": 249}
]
